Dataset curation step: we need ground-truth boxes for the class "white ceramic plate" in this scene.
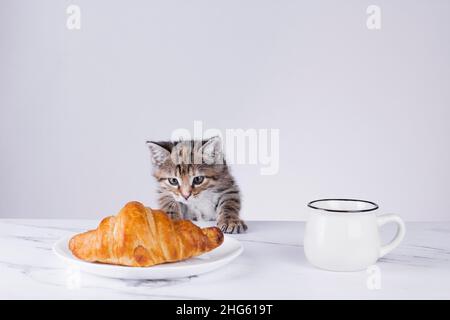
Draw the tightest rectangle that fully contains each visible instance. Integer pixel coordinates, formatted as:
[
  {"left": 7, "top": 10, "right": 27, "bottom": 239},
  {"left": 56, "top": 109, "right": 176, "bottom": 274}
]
[{"left": 53, "top": 235, "right": 243, "bottom": 280}]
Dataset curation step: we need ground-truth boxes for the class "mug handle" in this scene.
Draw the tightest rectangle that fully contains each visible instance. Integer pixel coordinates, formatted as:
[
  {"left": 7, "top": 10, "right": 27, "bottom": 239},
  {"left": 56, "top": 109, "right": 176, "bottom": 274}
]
[{"left": 376, "top": 214, "right": 406, "bottom": 257}]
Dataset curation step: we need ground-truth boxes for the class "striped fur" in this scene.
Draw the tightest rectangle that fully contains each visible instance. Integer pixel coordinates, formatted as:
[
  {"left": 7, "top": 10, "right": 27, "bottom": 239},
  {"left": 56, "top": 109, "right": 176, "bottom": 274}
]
[{"left": 146, "top": 137, "right": 247, "bottom": 234}]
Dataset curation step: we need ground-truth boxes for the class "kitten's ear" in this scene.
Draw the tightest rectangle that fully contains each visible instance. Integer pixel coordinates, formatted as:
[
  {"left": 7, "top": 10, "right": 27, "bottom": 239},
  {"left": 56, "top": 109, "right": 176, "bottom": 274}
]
[
  {"left": 146, "top": 141, "right": 172, "bottom": 166},
  {"left": 201, "top": 136, "right": 223, "bottom": 164}
]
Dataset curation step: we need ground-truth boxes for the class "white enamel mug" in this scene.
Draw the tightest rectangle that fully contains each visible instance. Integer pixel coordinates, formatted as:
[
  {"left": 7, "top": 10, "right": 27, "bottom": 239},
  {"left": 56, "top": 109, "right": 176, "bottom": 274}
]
[{"left": 304, "top": 199, "right": 406, "bottom": 271}]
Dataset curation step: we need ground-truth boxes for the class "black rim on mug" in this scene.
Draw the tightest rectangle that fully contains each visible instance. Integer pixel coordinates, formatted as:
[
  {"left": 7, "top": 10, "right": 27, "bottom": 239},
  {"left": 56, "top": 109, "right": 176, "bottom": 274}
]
[{"left": 307, "top": 198, "right": 379, "bottom": 213}]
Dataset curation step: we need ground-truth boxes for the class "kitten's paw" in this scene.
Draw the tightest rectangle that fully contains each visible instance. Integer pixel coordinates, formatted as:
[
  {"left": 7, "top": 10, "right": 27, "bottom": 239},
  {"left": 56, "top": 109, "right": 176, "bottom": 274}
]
[
  {"left": 166, "top": 212, "right": 182, "bottom": 220},
  {"left": 217, "top": 219, "right": 248, "bottom": 234}
]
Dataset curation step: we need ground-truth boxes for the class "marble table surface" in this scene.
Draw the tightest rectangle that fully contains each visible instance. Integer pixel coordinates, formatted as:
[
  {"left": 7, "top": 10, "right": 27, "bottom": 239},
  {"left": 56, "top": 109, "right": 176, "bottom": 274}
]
[{"left": 1, "top": 219, "right": 449, "bottom": 299}]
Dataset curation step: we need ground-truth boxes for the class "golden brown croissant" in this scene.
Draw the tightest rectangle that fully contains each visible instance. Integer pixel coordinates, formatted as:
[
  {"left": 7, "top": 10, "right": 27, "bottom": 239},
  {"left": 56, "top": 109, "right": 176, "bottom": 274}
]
[{"left": 69, "top": 201, "right": 224, "bottom": 267}]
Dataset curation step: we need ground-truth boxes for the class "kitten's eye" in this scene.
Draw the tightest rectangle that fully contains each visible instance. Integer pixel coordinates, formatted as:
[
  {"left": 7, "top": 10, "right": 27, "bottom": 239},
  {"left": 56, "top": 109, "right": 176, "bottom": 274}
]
[
  {"left": 192, "top": 176, "right": 205, "bottom": 185},
  {"left": 168, "top": 178, "right": 179, "bottom": 186}
]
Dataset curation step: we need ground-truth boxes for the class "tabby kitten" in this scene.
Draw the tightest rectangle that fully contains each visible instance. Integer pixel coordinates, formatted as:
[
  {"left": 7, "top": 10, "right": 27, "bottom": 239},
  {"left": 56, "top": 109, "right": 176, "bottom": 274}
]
[{"left": 146, "top": 137, "right": 247, "bottom": 234}]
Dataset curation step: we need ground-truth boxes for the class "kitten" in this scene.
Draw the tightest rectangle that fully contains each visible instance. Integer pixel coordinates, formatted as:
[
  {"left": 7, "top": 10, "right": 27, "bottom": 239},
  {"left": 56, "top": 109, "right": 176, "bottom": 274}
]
[{"left": 146, "top": 136, "right": 247, "bottom": 234}]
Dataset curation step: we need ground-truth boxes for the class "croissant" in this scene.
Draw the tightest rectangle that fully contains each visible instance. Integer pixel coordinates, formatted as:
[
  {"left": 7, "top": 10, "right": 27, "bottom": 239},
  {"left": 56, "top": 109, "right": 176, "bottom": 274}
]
[{"left": 69, "top": 201, "right": 224, "bottom": 267}]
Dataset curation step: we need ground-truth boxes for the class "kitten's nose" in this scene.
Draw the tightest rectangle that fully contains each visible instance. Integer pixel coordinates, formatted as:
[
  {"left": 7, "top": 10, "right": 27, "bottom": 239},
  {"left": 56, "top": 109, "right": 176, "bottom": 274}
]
[{"left": 181, "top": 192, "right": 192, "bottom": 200}]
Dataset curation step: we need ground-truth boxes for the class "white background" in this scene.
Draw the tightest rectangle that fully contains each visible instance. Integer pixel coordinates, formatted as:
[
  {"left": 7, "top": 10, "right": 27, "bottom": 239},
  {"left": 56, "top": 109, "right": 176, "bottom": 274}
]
[{"left": 1, "top": 0, "right": 449, "bottom": 221}]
